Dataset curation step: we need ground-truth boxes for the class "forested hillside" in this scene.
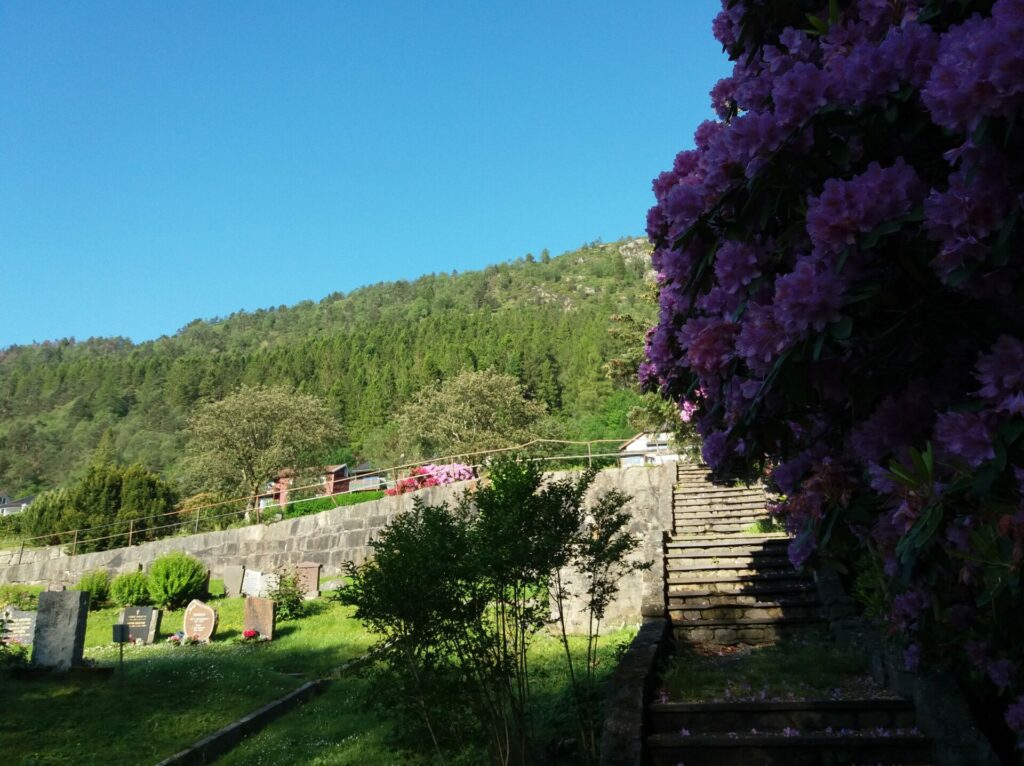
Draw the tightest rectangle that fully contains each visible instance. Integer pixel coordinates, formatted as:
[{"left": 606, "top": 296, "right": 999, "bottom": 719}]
[{"left": 0, "top": 238, "right": 654, "bottom": 496}]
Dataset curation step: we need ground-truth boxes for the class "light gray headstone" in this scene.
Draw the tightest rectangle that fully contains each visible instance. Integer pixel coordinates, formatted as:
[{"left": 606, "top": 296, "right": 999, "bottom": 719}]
[
  {"left": 223, "top": 565, "right": 245, "bottom": 597},
  {"left": 241, "top": 568, "right": 263, "bottom": 597},
  {"left": 259, "top": 573, "right": 280, "bottom": 598},
  {"left": 31, "top": 591, "right": 88, "bottom": 671}
]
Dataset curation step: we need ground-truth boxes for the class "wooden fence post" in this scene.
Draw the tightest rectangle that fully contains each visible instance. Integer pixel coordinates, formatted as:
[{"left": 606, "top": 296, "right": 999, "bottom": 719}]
[
  {"left": 17, "top": 542, "right": 24, "bottom": 566},
  {"left": 588, "top": 442, "right": 593, "bottom": 468},
  {"left": 195, "top": 512, "right": 201, "bottom": 534},
  {"left": 128, "top": 519, "right": 134, "bottom": 547},
  {"left": 71, "top": 529, "right": 78, "bottom": 558}
]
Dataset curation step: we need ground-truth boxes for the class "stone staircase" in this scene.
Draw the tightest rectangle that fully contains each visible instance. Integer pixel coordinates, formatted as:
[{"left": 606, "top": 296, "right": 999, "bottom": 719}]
[
  {"left": 647, "top": 462, "right": 934, "bottom": 765},
  {"left": 668, "top": 464, "right": 822, "bottom": 646}
]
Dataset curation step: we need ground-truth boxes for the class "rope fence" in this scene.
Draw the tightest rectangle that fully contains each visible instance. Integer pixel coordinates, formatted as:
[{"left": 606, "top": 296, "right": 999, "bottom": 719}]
[{"left": 0, "top": 437, "right": 679, "bottom": 569}]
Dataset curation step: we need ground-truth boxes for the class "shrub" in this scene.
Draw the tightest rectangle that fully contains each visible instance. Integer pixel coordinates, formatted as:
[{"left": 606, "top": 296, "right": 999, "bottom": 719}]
[
  {"left": 148, "top": 552, "right": 207, "bottom": 609},
  {"left": 0, "top": 584, "right": 40, "bottom": 611},
  {"left": 110, "top": 571, "right": 151, "bottom": 607},
  {"left": 75, "top": 569, "right": 110, "bottom": 610},
  {"left": 269, "top": 572, "right": 305, "bottom": 621}
]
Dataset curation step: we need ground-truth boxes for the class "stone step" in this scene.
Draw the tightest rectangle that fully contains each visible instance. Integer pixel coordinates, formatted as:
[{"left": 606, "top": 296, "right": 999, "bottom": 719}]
[
  {"left": 647, "top": 732, "right": 933, "bottom": 766},
  {"left": 669, "top": 589, "right": 820, "bottom": 608},
  {"left": 665, "top": 540, "right": 789, "bottom": 558},
  {"left": 675, "top": 520, "right": 769, "bottom": 534},
  {"left": 673, "top": 616, "right": 823, "bottom": 646},
  {"left": 675, "top": 491, "right": 765, "bottom": 501},
  {"left": 669, "top": 601, "right": 822, "bottom": 624},
  {"left": 648, "top": 700, "right": 919, "bottom": 734},
  {"left": 665, "top": 546, "right": 788, "bottom": 561},
  {"left": 673, "top": 511, "right": 771, "bottom": 525},
  {"left": 674, "top": 504, "right": 769, "bottom": 517},
  {"left": 667, "top": 580, "right": 815, "bottom": 597},
  {"left": 666, "top": 534, "right": 789, "bottom": 548},
  {"left": 665, "top": 554, "right": 793, "bottom": 571},
  {"left": 666, "top": 564, "right": 801, "bottom": 581},
  {"left": 667, "top": 572, "right": 812, "bottom": 594}
]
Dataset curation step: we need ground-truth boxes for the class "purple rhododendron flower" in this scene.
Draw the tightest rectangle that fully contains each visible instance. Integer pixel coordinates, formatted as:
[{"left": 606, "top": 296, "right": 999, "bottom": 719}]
[
  {"left": 904, "top": 644, "right": 922, "bottom": 671},
  {"left": 773, "top": 259, "right": 845, "bottom": 336},
  {"left": 988, "top": 659, "right": 1017, "bottom": 690},
  {"left": 1006, "top": 697, "right": 1024, "bottom": 732},
  {"left": 702, "top": 430, "right": 730, "bottom": 468},
  {"left": 976, "top": 336, "right": 1024, "bottom": 415},
  {"left": 934, "top": 411, "right": 996, "bottom": 467}
]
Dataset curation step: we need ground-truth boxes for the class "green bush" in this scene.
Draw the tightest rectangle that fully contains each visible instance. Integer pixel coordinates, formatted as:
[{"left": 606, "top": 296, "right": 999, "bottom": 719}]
[
  {"left": 75, "top": 569, "right": 110, "bottom": 610},
  {"left": 269, "top": 572, "right": 306, "bottom": 621},
  {"left": 110, "top": 571, "right": 151, "bottom": 607},
  {"left": 147, "top": 552, "right": 207, "bottom": 609},
  {"left": 0, "top": 584, "right": 40, "bottom": 611}
]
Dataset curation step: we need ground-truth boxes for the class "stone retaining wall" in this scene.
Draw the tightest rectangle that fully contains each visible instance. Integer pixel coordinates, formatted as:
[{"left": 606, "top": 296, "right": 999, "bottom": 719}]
[{"left": 0, "top": 464, "right": 676, "bottom": 631}]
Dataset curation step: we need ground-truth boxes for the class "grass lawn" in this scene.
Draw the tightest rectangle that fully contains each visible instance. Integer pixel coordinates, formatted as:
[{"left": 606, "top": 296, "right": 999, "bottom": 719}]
[
  {"left": 219, "top": 628, "right": 638, "bottom": 766},
  {"left": 0, "top": 589, "right": 374, "bottom": 765},
  {"left": 658, "top": 627, "right": 893, "bottom": 703}
]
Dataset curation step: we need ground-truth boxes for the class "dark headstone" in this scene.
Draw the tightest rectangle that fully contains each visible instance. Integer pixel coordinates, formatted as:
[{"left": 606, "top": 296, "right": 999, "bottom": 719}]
[
  {"left": 295, "top": 562, "right": 321, "bottom": 599},
  {"left": 2, "top": 607, "right": 37, "bottom": 646},
  {"left": 183, "top": 599, "right": 217, "bottom": 643},
  {"left": 31, "top": 591, "right": 89, "bottom": 671},
  {"left": 223, "top": 565, "right": 245, "bottom": 598},
  {"left": 118, "top": 606, "right": 162, "bottom": 644},
  {"left": 241, "top": 569, "right": 263, "bottom": 597},
  {"left": 243, "top": 597, "right": 276, "bottom": 640}
]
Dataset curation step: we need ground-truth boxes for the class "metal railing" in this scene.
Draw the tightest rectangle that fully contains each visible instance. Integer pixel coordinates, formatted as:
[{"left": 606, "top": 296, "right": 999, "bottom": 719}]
[{"left": 0, "top": 437, "right": 681, "bottom": 569}]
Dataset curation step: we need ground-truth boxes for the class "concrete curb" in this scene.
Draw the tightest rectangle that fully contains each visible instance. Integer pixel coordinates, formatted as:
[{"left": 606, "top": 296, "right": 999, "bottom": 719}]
[{"left": 154, "top": 679, "right": 325, "bottom": 766}]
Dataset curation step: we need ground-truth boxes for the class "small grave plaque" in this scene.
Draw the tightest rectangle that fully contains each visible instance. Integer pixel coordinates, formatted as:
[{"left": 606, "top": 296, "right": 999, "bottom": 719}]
[
  {"left": 31, "top": 591, "right": 89, "bottom": 671},
  {"left": 118, "top": 606, "right": 161, "bottom": 644},
  {"left": 223, "top": 565, "right": 245, "bottom": 597},
  {"left": 241, "top": 568, "right": 263, "bottom": 598},
  {"left": 182, "top": 599, "right": 217, "bottom": 643},
  {"left": 260, "top": 573, "right": 280, "bottom": 598},
  {"left": 243, "top": 597, "right": 276, "bottom": 640},
  {"left": 2, "top": 607, "right": 37, "bottom": 646},
  {"left": 295, "top": 562, "right": 321, "bottom": 599}
]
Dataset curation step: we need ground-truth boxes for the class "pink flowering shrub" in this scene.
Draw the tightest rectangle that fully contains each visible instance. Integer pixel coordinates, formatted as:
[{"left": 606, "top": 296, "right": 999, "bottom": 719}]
[
  {"left": 385, "top": 463, "right": 475, "bottom": 496},
  {"left": 645, "top": 0, "right": 1024, "bottom": 746}
]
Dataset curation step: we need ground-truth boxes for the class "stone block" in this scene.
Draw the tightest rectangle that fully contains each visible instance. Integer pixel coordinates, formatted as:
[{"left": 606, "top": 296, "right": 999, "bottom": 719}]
[{"left": 31, "top": 591, "right": 89, "bottom": 671}]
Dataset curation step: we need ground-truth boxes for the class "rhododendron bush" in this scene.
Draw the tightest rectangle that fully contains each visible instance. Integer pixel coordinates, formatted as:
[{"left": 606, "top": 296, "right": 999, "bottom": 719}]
[
  {"left": 644, "top": 0, "right": 1024, "bottom": 742},
  {"left": 386, "top": 463, "right": 475, "bottom": 496}
]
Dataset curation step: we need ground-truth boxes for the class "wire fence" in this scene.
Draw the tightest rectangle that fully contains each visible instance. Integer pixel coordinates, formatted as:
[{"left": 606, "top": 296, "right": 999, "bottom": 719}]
[{"left": 0, "top": 437, "right": 681, "bottom": 569}]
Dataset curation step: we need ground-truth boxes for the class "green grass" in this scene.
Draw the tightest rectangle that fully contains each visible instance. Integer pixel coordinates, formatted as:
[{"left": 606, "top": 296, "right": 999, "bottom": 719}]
[
  {"left": 741, "top": 518, "right": 785, "bottom": 534},
  {"left": 659, "top": 628, "right": 886, "bottom": 703},
  {"left": 220, "top": 628, "right": 637, "bottom": 766},
  {"left": 268, "top": 491, "right": 387, "bottom": 521},
  {"left": 0, "top": 593, "right": 374, "bottom": 765}
]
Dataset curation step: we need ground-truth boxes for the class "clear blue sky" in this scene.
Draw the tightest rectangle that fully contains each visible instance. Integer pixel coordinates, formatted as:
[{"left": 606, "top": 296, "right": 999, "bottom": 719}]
[{"left": 1, "top": 1, "right": 730, "bottom": 347}]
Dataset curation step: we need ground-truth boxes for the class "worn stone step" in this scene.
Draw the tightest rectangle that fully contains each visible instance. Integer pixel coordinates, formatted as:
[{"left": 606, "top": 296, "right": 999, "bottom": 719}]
[
  {"left": 669, "top": 601, "right": 822, "bottom": 623},
  {"left": 648, "top": 700, "right": 918, "bottom": 734},
  {"left": 666, "top": 534, "right": 789, "bottom": 548},
  {"left": 647, "top": 732, "right": 933, "bottom": 766},
  {"left": 671, "top": 512, "right": 770, "bottom": 524},
  {"left": 675, "top": 520, "right": 769, "bottom": 534},
  {"left": 669, "top": 589, "right": 820, "bottom": 608},
  {"left": 665, "top": 541, "right": 789, "bottom": 558},
  {"left": 667, "top": 572, "right": 812, "bottom": 593},
  {"left": 665, "top": 554, "right": 793, "bottom": 571},
  {"left": 673, "top": 616, "right": 823, "bottom": 646},
  {"left": 674, "top": 488, "right": 766, "bottom": 501},
  {"left": 667, "top": 580, "right": 815, "bottom": 597},
  {"left": 666, "top": 564, "right": 800, "bottom": 580}
]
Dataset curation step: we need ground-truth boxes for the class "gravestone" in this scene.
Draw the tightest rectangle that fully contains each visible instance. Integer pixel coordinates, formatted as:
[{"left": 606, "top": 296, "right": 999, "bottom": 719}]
[
  {"left": 223, "top": 565, "right": 245, "bottom": 597},
  {"left": 2, "top": 607, "right": 37, "bottom": 646},
  {"left": 31, "top": 591, "right": 89, "bottom": 671},
  {"left": 118, "top": 606, "right": 161, "bottom": 644},
  {"left": 241, "top": 568, "right": 263, "bottom": 598},
  {"left": 260, "top": 573, "right": 280, "bottom": 598},
  {"left": 295, "top": 562, "right": 321, "bottom": 599},
  {"left": 243, "top": 597, "right": 276, "bottom": 640},
  {"left": 182, "top": 599, "right": 217, "bottom": 643}
]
